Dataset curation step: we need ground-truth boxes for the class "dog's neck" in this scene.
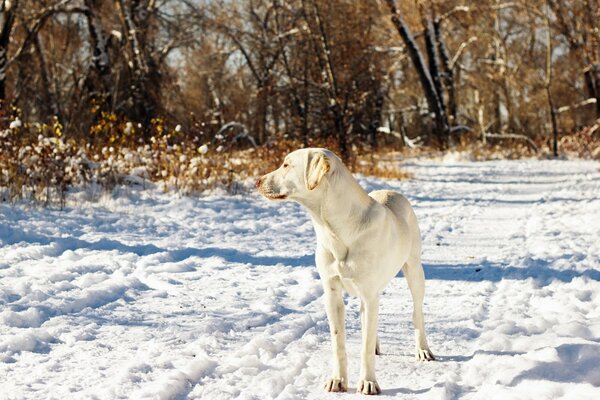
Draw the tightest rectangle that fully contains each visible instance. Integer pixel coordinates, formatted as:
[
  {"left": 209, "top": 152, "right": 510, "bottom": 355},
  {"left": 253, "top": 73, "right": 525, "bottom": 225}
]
[{"left": 298, "top": 165, "right": 374, "bottom": 257}]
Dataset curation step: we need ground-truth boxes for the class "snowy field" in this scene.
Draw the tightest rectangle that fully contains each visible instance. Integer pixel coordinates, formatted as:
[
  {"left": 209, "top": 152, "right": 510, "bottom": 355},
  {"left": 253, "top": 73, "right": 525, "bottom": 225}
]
[{"left": 1, "top": 158, "right": 600, "bottom": 400}]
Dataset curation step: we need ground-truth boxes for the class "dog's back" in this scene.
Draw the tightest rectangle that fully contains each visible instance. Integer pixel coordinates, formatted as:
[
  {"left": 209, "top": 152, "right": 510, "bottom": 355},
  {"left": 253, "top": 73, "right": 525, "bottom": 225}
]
[{"left": 369, "top": 190, "right": 421, "bottom": 261}]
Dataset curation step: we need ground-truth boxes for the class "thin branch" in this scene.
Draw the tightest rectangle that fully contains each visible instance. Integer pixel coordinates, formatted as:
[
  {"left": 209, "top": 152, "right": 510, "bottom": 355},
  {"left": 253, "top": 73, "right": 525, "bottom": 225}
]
[
  {"left": 450, "top": 37, "right": 477, "bottom": 69},
  {"left": 492, "top": 2, "right": 519, "bottom": 10},
  {"left": 556, "top": 98, "right": 597, "bottom": 114},
  {"left": 436, "top": 6, "right": 469, "bottom": 23}
]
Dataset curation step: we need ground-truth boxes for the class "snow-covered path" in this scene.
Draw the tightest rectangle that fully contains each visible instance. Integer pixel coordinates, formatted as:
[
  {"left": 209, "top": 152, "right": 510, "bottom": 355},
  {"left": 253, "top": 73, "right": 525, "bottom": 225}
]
[{"left": 1, "top": 159, "right": 599, "bottom": 399}]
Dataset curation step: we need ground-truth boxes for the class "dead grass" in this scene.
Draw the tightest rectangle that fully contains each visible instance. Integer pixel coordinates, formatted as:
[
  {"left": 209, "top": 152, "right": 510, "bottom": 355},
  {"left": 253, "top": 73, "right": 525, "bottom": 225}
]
[{"left": 352, "top": 150, "right": 412, "bottom": 180}]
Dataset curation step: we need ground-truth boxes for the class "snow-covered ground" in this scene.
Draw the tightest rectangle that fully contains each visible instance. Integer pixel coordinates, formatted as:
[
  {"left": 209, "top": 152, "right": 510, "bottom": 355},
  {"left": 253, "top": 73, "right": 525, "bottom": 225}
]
[{"left": 1, "top": 158, "right": 599, "bottom": 400}]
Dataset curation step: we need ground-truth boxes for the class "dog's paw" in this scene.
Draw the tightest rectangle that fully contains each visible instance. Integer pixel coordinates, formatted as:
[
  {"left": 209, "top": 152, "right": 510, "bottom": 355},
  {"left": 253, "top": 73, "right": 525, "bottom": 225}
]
[
  {"left": 415, "top": 347, "right": 435, "bottom": 361},
  {"left": 324, "top": 377, "right": 347, "bottom": 392},
  {"left": 356, "top": 379, "right": 381, "bottom": 395}
]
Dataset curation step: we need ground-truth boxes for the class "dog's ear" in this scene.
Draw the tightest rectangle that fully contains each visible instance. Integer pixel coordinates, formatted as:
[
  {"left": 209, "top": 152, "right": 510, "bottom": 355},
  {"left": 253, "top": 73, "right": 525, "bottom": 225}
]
[{"left": 304, "top": 151, "right": 330, "bottom": 190}]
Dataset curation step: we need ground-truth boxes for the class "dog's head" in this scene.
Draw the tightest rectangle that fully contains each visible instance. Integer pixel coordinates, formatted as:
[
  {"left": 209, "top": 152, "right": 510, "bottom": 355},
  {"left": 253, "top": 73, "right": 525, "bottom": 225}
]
[{"left": 256, "top": 148, "right": 335, "bottom": 201}]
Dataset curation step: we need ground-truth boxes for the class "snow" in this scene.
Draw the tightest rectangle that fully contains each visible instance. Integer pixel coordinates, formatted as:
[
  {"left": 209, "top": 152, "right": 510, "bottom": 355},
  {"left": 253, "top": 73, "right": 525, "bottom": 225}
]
[
  {"left": 8, "top": 118, "right": 21, "bottom": 130},
  {"left": 1, "top": 158, "right": 600, "bottom": 399}
]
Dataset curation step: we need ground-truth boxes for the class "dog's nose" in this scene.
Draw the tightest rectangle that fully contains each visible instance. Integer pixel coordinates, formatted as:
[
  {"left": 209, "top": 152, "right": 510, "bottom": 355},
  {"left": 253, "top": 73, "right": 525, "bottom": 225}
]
[{"left": 255, "top": 177, "right": 262, "bottom": 188}]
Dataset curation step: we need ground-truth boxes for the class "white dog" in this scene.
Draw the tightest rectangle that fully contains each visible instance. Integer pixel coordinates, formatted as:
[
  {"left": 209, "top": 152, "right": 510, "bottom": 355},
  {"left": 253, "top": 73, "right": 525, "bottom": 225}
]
[{"left": 256, "top": 148, "right": 434, "bottom": 395}]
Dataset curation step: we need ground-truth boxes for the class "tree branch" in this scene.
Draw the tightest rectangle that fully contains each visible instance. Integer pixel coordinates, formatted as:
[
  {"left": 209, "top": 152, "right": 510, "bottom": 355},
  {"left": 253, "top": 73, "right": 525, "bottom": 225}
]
[{"left": 7, "top": 0, "right": 81, "bottom": 68}]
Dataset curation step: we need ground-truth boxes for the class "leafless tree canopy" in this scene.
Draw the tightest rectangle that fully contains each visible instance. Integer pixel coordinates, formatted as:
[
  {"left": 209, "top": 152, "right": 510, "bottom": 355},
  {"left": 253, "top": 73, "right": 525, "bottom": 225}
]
[{"left": 1, "top": 0, "right": 599, "bottom": 157}]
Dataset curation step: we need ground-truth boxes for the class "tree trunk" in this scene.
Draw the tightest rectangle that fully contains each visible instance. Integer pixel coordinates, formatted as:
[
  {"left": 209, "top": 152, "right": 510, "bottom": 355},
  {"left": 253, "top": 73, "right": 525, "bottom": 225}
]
[
  {"left": 368, "top": 84, "right": 386, "bottom": 148},
  {"left": 273, "top": 0, "right": 308, "bottom": 143},
  {"left": 115, "top": 0, "right": 161, "bottom": 129},
  {"left": 84, "top": 0, "right": 113, "bottom": 106},
  {"left": 545, "top": 1, "right": 559, "bottom": 156},
  {"left": 33, "top": 32, "right": 60, "bottom": 118},
  {"left": 300, "top": 0, "right": 349, "bottom": 159},
  {"left": 0, "top": 0, "right": 18, "bottom": 102},
  {"left": 302, "top": 47, "right": 310, "bottom": 147},
  {"left": 493, "top": 1, "right": 504, "bottom": 133},
  {"left": 423, "top": 16, "right": 445, "bottom": 117},
  {"left": 385, "top": 0, "right": 449, "bottom": 146},
  {"left": 548, "top": 87, "right": 559, "bottom": 157},
  {"left": 584, "top": 67, "right": 600, "bottom": 117},
  {"left": 548, "top": 0, "right": 600, "bottom": 119},
  {"left": 434, "top": 20, "right": 456, "bottom": 123},
  {"left": 254, "top": 85, "right": 268, "bottom": 144}
]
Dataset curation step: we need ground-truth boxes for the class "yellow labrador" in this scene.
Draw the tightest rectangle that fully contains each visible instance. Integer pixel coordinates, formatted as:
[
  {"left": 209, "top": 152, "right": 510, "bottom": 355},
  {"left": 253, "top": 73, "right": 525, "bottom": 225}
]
[{"left": 256, "top": 148, "right": 434, "bottom": 395}]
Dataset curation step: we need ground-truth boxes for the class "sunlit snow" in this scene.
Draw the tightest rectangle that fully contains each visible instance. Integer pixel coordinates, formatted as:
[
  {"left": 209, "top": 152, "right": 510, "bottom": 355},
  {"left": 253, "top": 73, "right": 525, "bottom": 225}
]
[{"left": 1, "top": 158, "right": 599, "bottom": 399}]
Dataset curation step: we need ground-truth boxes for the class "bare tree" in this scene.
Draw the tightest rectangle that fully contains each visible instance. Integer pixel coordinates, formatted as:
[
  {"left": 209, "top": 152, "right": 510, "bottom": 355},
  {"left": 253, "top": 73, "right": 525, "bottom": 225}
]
[
  {"left": 0, "top": 0, "right": 595, "bottom": 158},
  {"left": 82, "top": 0, "right": 112, "bottom": 108},
  {"left": 301, "top": 0, "right": 348, "bottom": 158},
  {"left": 548, "top": 0, "right": 600, "bottom": 117},
  {"left": 385, "top": 0, "right": 450, "bottom": 146}
]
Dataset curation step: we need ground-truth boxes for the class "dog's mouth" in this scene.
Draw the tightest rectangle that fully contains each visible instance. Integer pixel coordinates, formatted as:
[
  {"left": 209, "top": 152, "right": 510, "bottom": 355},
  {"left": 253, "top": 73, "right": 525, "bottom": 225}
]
[
  {"left": 264, "top": 193, "right": 287, "bottom": 200},
  {"left": 257, "top": 181, "right": 288, "bottom": 200}
]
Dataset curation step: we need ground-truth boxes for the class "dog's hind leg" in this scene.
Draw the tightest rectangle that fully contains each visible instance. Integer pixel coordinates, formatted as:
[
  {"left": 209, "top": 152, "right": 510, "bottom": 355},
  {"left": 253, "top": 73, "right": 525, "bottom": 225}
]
[{"left": 403, "top": 255, "right": 435, "bottom": 361}]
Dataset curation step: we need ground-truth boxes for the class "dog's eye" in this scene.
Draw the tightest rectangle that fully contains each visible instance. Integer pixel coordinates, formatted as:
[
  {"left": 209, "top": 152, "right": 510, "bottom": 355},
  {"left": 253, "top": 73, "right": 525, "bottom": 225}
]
[{"left": 283, "top": 163, "right": 289, "bottom": 168}]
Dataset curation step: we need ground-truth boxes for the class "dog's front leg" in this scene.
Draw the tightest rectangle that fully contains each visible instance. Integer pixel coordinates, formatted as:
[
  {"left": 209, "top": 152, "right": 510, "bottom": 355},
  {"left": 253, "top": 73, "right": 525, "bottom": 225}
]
[
  {"left": 357, "top": 296, "right": 381, "bottom": 395},
  {"left": 323, "top": 277, "right": 348, "bottom": 392}
]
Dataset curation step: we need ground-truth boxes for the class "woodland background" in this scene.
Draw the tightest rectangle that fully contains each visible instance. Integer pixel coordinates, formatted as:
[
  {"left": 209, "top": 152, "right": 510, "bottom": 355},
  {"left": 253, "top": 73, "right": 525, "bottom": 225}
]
[{"left": 0, "top": 0, "right": 599, "bottom": 203}]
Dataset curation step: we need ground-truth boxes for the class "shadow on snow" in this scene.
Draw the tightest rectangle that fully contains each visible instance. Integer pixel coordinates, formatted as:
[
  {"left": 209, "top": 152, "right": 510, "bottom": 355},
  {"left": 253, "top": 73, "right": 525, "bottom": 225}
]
[
  {"left": 408, "top": 260, "right": 599, "bottom": 285},
  {"left": 3, "top": 227, "right": 596, "bottom": 285}
]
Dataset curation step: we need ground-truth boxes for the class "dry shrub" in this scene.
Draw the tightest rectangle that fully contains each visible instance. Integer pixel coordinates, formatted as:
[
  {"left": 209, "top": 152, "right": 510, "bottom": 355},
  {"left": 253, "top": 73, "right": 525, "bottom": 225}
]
[
  {"left": 557, "top": 122, "right": 600, "bottom": 159},
  {"left": 0, "top": 116, "right": 416, "bottom": 206},
  {"left": 15, "top": 110, "right": 599, "bottom": 208},
  {"left": 352, "top": 150, "right": 412, "bottom": 180},
  {"left": 213, "top": 138, "right": 414, "bottom": 193},
  {"left": 450, "top": 133, "right": 539, "bottom": 160}
]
